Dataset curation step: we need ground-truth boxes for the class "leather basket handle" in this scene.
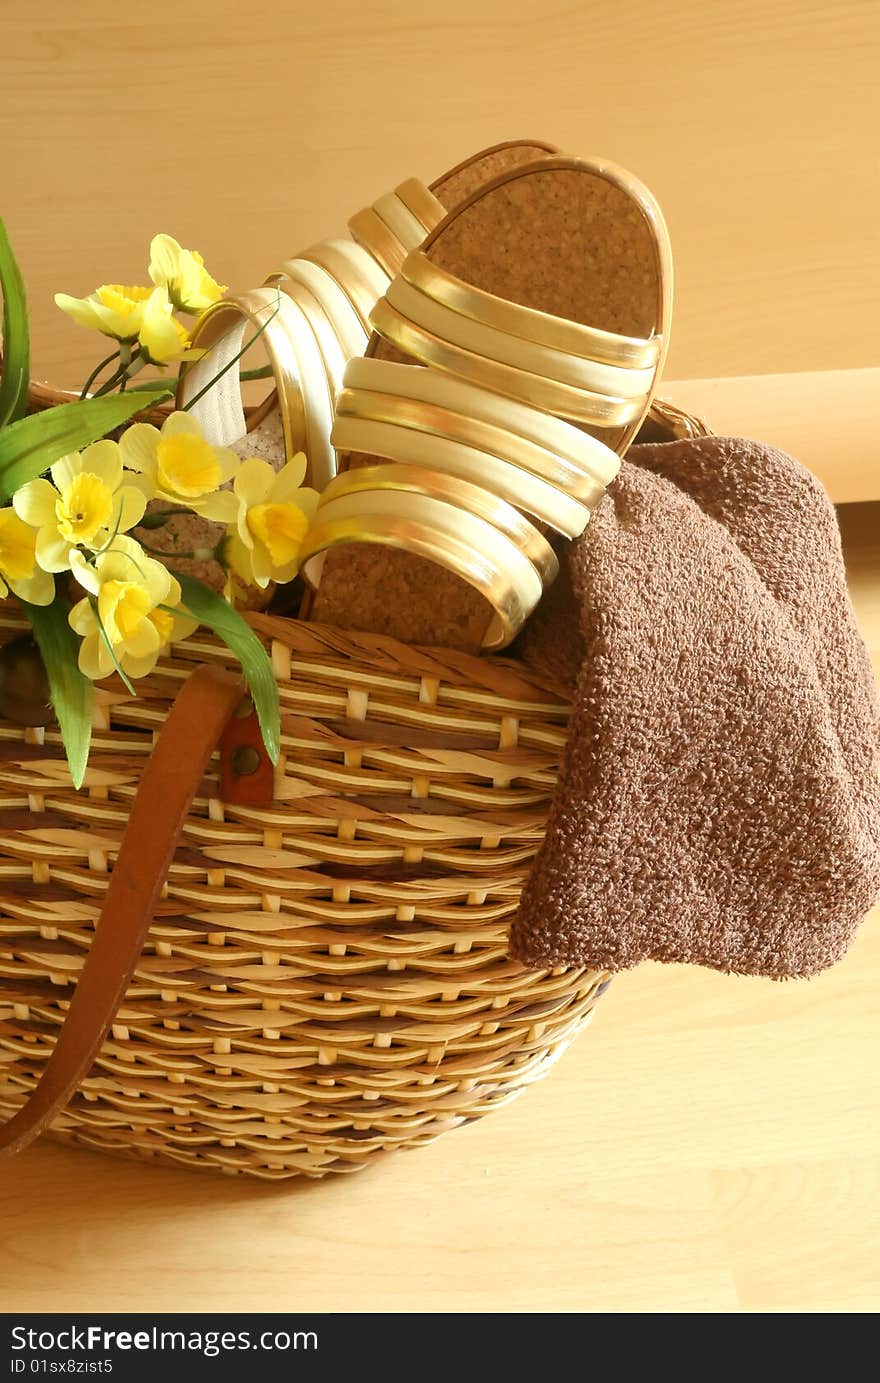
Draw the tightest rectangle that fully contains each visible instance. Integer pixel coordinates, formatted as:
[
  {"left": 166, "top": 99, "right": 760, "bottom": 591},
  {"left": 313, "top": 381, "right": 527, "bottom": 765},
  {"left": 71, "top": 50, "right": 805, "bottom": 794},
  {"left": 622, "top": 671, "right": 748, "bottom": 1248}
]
[{"left": 0, "top": 663, "right": 244, "bottom": 1158}]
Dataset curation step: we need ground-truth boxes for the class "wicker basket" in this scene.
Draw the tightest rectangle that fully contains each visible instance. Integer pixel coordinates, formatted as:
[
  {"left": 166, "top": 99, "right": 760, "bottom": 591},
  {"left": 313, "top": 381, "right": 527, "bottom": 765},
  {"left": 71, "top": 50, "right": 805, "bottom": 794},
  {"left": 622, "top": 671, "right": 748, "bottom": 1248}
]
[{"left": 0, "top": 394, "right": 706, "bottom": 1180}]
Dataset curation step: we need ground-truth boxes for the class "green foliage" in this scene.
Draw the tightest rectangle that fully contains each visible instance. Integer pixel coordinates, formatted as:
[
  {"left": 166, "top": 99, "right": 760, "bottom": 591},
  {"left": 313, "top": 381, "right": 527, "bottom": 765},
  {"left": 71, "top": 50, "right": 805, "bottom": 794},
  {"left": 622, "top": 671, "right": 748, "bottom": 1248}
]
[
  {"left": 175, "top": 574, "right": 280, "bottom": 763},
  {"left": 0, "top": 217, "right": 30, "bottom": 427},
  {"left": 0, "top": 387, "right": 170, "bottom": 500},
  {"left": 24, "top": 598, "right": 93, "bottom": 790}
]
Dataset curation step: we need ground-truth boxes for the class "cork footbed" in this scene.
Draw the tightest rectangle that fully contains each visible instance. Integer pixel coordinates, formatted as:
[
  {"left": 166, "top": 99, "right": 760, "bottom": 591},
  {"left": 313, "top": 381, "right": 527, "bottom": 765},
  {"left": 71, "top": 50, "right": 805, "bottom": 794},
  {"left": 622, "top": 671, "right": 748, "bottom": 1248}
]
[
  {"left": 429, "top": 138, "right": 560, "bottom": 207},
  {"left": 240, "top": 140, "right": 562, "bottom": 444},
  {"left": 309, "top": 158, "right": 671, "bottom": 650}
]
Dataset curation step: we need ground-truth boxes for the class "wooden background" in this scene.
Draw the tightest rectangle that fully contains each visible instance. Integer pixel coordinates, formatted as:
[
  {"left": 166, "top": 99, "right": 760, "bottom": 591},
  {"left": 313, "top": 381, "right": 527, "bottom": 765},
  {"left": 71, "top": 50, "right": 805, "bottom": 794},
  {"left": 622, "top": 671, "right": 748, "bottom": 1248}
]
[
  {"left": 3, "top": 0, "right": 878, "bottom": 389},
  {"left": 1, "top": 0, "right": 878, "bottom": 1314}
]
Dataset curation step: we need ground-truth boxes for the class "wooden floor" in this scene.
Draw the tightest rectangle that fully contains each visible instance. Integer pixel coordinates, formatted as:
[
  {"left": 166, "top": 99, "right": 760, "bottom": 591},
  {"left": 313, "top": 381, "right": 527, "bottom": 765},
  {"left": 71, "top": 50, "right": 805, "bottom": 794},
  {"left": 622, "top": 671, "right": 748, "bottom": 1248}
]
[{"left": 0, "top": 502, "right": 876, "bottom": 1315}]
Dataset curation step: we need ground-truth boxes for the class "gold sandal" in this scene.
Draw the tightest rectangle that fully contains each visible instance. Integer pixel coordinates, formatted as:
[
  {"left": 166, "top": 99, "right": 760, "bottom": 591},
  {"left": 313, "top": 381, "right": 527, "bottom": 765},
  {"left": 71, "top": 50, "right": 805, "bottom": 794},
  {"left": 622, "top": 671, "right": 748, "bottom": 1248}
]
[
  {"left": 177, "top": 140, "right": 561, "bottom": 490},
  {"left": 302, "top": 155, "right": 671, "bottom": 650}
]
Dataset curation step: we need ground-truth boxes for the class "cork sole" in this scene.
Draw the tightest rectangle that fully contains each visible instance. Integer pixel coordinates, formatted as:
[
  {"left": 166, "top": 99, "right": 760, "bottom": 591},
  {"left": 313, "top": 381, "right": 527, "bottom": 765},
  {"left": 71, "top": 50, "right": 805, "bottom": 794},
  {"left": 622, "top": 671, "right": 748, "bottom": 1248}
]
[
  {"left": 309, "top": 157, "right": 671, "bottom": 650},
  {"left": 429, "top": 137, "right": 559, "bottom": 205}
]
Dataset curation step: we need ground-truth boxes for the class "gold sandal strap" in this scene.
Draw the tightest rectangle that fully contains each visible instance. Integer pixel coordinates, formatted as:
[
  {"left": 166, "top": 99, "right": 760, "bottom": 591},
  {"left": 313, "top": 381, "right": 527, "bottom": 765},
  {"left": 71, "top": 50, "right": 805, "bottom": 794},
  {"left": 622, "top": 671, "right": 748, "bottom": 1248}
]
[
  {"left": 342, "top": 357, "right": 620, "bottom": 486},
  {"left": 370, "top": 296, "right": 645, "bottom": 427},
  {"left": 273, "top": 275, "right": 348, "bottom": 398},
  {"left": 300, "top": 495, "right": 542, "bottom": 650},
  {"left": 301, "top": 346, "right": 624, "bottom": 640},
  {"left": 331, "top": 413, "right": 589, "bottom": 537},
  {"left": 268, "top": 258, "right": 369, "bottom": 362},
  {"left": 348, "top": 180, "right": 445, "bottom": 278},
  {"left": 299, "top": 239, "right": 390, "bottom": 331},
  {"left": 319, "top": 463, "right": 559, "bottom": 583},
  {"left": 179, "top": 288, "right": 307, "bottom": 467},
  {"left": 402, "top": 249, "right": 660, "bottom": 368},
  {"left": 348, "top": 208, "right": 408, "bottom": 278},
  {"left": 183, "top": 288, "right": 338, "bottom": 490},
  {"left": 269, "top": 294, "right": 337, "bottom": 491},
  {"left": 336, "top": 386, "right": 608, "bottom": 507},
  {"left": 385, "top": 275, "right": 654, "bottom": 400},
  {"left": 393, "top": 179, "right": 446, "bottom": 232}
]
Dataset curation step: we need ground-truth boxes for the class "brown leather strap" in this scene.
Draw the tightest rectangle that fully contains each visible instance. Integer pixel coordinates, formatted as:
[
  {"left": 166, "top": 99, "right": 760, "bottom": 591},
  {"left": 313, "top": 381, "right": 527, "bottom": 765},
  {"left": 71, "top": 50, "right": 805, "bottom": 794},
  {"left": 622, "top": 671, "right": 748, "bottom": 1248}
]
[{"left": 0, "top": 663, "right": 244, "bottom": 1157}]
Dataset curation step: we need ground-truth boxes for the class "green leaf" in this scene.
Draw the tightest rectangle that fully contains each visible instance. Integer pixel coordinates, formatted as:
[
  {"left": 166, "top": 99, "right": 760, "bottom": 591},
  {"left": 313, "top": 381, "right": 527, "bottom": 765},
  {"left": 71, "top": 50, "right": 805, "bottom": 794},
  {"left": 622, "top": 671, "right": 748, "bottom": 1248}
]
[
  {"left": 175, "top": 574, "right": 280, "bottom": 763},
  {"left": 24, "top": 598, "right": 93, "bottom": 790},
  {"left": 0, "top": 387, "right": 171, "bottom": 501},
  {"left": 0, "top": 216, "right": 30, "bottom": 427}
]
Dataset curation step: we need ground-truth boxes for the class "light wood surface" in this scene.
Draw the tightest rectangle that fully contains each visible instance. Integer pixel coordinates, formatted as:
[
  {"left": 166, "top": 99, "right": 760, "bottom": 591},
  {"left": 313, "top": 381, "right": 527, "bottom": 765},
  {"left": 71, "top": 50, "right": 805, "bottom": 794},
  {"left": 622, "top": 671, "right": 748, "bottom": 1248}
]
[
  {"left": 1, "top": 502, "right": 877, "bottom": 1315},
  {"left": 1, "top": 0, "right": 878, "bottom": 1313},
  {"left": 667, "top": 369, "right": 880, "bottom": 504},
  {"left": 2, "top": 0, "right": 877, "bottom": 393}
]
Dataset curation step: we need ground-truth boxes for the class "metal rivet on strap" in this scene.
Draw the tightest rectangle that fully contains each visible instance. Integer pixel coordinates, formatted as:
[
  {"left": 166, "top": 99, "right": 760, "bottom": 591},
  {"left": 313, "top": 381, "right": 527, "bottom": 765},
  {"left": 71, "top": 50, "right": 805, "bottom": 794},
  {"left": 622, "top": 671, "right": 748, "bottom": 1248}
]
[{"left": 231, "top": 744, "right": 262, "bottom": 778}]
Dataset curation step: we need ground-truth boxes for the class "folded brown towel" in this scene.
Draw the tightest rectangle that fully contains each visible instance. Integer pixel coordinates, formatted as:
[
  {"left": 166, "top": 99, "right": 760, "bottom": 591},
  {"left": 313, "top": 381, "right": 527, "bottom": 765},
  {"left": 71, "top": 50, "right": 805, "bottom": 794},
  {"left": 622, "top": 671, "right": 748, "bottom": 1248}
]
[{"left": 512, "top": 436, "right": 880, "bottom": 978}]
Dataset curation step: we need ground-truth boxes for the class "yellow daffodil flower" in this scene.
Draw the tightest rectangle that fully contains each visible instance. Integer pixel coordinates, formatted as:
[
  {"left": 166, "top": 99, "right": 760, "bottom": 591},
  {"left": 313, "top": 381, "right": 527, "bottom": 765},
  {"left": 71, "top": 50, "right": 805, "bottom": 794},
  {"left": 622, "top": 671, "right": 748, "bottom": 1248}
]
[
  {"left": 119, "top": 412, "right": 238, "bottom": 522},
  {"left": 149, "top": 234, "right": 226, "bottom": 314},
  {"left": 68, "top": 536, "right": 198, "bottom": 681},
  {"left": 54, "top": 284, "right": 153, "bottom": 342},
  {"left": 13, "top": 440, "right": 148, "bottom": 574},
  {"left": 137, "top": 286, "right": 194, "bottom": 364},
  {"left": 226, "top": 454, "right": 319, "bottom": 589},
  {"left": 0, "top": 509, "right": 55, "bottom": 605}
]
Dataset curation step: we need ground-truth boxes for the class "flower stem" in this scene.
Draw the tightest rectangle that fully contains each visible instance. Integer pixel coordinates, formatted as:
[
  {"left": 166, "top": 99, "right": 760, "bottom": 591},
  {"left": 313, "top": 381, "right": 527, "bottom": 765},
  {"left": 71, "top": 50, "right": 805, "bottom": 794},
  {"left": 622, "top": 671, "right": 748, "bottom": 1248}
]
[
  {"left": 80, "top": 347, "right": 121, "bottom": 400},
  {"left": 118, "top": 340, "right": 132, "bottom": 392},
  {"left": 92, "top": 349, "right": 149, "bottom": 398}
]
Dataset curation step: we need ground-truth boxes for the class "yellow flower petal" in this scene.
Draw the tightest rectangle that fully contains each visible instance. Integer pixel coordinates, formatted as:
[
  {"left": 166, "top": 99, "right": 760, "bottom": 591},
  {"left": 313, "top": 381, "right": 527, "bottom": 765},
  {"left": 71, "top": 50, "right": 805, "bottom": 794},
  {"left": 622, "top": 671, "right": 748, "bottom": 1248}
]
[
  {"left": 0, "top": 509, "right": 39, "bottom": 581},
  {"left": 55, "top": 293, "right": 104, "bottom": 333},
  {"left": 119, "top": 605, "right": 160, "bottom": 660},
  {"left": 294, "top": 487, "right": 320, "bottom": 525},
  {"left": 112, "top": 485, "right": 148, "bottom": 533},
  {"left": 269, "top": 453, "right": 308, "bottom": 499},
  {"left": 215, "top": 447, "right": 241, "bottom": 486},
  {"left": 68, "top": 597, "right": 95, "bottom": 636},
  {"left": 148, "top": 606, "right": 175, "bottom": 646},
  {"left": 161, "top": 411, "right": 205, "bottom": 441},
  {"left": 142, "top": 554, "right": 172, "bottom": 607},
  {"left": 35, "top": 528, "right": 73, "bottom": 574},
  {"left": 13, "top": 479, "right": 57, "bottom": 529},
  {"left": 170, "top": 610, "right": 199, "bottom": 643},
  {"left": 8, "top": 567, "right": 55, "bottom": 606},
  {"left": 119, "top": 647, "right": 162, "bottom": 680},
  {"left": 50, "top": 451, "right": 82, "bottom": 492},
  {"left": 99, "top": 579, "right": 150, "bottom": 646},
  {"left": 54, "top": 471, "right": 114, "bottom": 546},
  {"left": 249, "top": 542, "right": 274, "bottom": 588},
  {"left": 118, "top": 422, "right": 160, "bottom": 479},
  {"left": 147, "top": 235, "right": 184, "bottom": 293},
  {"left": 234, "top": 457, "right": 274, "bottom": 507},
  {"left": 95, "top": 536, "right": 170, "bottom": 607},
  {"left": 138, "top": 287, "right": 191, "bottom": 365},
  {"left": 55, "top": 285, "right": 151, "bottom": 342},
  {"left": 247, "top": 502, "right": 308, "bottom": 568},
  {"left": 196, "top": 489, "right": 238, "bottom": 523},
  {"left": 149, "top": 234, "right": 226, "bottom": 314},
  {"left": 77, "top": 630, "right": 114, "bottom": 681},
  {"left": 69, "top": 549, "right": 100, "bottom": 596},
  {"left": 225, "top": 529, "right": 256, "bottom": 586},
  {"left": 79, "top": 440, "right": 123, "bottom": 492},
  {"left": 156, "top": 431, "right": 222, "bottom": 498}
]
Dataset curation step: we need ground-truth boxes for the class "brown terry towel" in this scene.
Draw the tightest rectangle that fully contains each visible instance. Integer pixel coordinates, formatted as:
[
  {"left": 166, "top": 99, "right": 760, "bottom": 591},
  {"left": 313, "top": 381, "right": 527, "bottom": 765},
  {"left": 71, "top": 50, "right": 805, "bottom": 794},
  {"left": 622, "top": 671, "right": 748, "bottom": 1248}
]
[{"left": 512, "top": 435, "right": 880, "bottom": 978}]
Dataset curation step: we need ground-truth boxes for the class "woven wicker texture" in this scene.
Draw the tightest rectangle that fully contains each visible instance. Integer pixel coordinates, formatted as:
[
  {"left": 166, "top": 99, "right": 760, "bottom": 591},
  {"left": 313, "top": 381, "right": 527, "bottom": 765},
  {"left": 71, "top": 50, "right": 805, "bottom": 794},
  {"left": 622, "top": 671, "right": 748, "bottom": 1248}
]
[{"left": 0, "top": 606, "right": 609, "bottom": 1178}]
